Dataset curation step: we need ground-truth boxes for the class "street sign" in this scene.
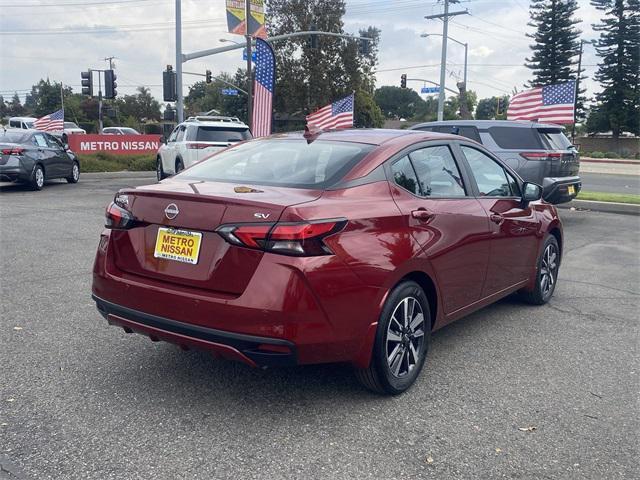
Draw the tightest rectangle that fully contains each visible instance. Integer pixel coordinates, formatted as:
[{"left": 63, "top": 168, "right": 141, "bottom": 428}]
[
  {"left": 421, "top": 86, "right": 440, "bottom": 94},
  {"left": 242, "top": 49, "right": 257, "bottom": 62},
  {"left": 222, "top": 88, "right": 239, "bottom": 96}
]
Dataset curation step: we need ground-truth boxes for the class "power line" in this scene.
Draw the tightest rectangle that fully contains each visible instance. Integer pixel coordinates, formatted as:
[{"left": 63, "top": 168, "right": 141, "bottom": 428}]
[{"left": 0, "top": 0, "right": 165, "bottom": 7}]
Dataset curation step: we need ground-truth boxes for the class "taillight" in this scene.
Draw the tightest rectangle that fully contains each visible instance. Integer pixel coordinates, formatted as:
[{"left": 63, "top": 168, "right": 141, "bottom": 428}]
[
  {"left": 216, "top": 219, "right": 346, "bottom": 256},
  {"left": 1, "top": 147, "right": 25, "bottom": 155},
  {"left": 105, "top": 193, "right": 138, "bottom": 229},
  {"left": 186, "top": 142, "right": 213, "bottom": 149},
  {"left": 520, "top": 152, "right": 563, "bottom": 161}
]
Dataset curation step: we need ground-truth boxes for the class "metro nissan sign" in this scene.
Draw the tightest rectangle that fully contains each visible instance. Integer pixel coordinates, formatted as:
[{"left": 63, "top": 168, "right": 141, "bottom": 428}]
[{"left": 67, "top": 134, "right": 162, "bottom": 155}]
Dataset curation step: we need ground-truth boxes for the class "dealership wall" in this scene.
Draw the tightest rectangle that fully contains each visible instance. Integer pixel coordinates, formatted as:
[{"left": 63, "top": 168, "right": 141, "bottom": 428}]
[{"left": 575, "top": 136, "right": 640, "bottom": 156}]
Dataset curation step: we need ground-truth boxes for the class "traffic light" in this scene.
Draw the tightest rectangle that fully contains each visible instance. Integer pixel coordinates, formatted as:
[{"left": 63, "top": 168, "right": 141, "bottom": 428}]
[
  {"left": 163, "top": 65, "right": 177, "bottom": 102},
  {"left": 309, "top": 23, "right": 318, "bottom": 49},
  {"left": 205, "top": 69, "right": 212, "bottom": 84},
  {"left": 104, "top": 69, "right": 117, "bottom": 99},
  {"left": 358, "top": 38, "right": 370, "bottom": 56},
  {"left": 81, "top": 70, "right": 93, "bottom": 97},
  {"left": 401, "top": 74, "right": 407, "bottom": 89}
]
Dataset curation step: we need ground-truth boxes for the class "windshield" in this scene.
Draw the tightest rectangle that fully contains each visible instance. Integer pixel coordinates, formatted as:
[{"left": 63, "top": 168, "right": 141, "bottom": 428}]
[
  {"left": 180, "top": 139, "right": 374, "bottom": 189},
  {"left": 64, "top": 122, "right": 79, "bottom": 129},
  {"left": 538, "top": 129, "right": 573, "bottom": 150},
  {"left": 196, "top": 127, "right": 251, "bottom": 143},
  {"left": 24, "top": 121, "right": 34, "bottom": 129}
]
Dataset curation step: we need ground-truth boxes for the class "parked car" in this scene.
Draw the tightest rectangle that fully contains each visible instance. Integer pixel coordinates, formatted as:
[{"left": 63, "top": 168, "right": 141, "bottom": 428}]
[
  {"left": 0, "top": 129, "right": 79, "bottom": 190},
  {"left": 8, "top": 116, "right": 38, "bottom": 130},
  {"left": 92, "top": 129, "right": 562, "bottom": 395},
  {"left": 103, "top": 127, "right": 141, "bottom": 135},
  {"left": 410, "top": 120, "right": 581, "bottom": 204},
  {"left": 61, "top": 122, "right": 86, "bottom": 143},
  {"left": 156, "top": 115, "right": 251, "bottom": 181}
]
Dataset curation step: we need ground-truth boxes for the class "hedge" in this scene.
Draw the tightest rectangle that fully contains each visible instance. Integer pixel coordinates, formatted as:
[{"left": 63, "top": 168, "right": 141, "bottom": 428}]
[{"left": 77, "top": 152, "right": 156, "bottom": 172}]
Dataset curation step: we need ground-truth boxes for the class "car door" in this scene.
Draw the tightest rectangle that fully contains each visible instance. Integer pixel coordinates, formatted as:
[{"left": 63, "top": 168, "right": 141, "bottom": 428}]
[
  {"left": 46, "top": 133, "right": 72, "bottom": 177},
  {"left": 161, "top": 126, "right": 180, "bottom": 173},
  {"left": 387, "top": 142, "right": 493, "bottom": 315},
  {"left": 456, "top": 143, "right": 541, "bottom": 296},
  {"left": 31, "top": 133, "right": 60, "bottom": 177}
]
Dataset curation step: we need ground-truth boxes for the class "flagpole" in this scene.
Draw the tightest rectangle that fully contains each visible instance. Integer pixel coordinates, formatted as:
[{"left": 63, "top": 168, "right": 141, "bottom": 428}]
[{"left": 60, "top": 82, "right": 65, "bottom": 114}]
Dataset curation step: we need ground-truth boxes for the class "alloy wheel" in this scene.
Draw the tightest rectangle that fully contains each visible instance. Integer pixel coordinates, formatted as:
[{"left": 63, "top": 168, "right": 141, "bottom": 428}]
[
  {"left": 35, "top": 168, "right": 44, "bottom": 188},
  {"left": 386, "top": 296, "right": 425, "bottom": 378},
  {"left": 540, "top": 243, "right": 558, "bottom": 296},
  {"left": 72, "top": 164, "right": 79, "bottom": 181}
]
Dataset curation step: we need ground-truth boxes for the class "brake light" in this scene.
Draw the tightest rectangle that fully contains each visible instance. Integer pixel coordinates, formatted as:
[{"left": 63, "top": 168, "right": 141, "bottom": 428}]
[
  {"left": 1, "top": 147, "right": 24, "bottom": 155},
  {"left": 520, "top": 152, "right": 563, "bottom": 161},
  {"left": 216, "top": 219, "right": 346, "bottom": 256},
  {"left": 186, "top": 142, "right": 213, "bottom": 149},
  {"left": 104, "top": 202, "right": 137, "bottom": 229}
]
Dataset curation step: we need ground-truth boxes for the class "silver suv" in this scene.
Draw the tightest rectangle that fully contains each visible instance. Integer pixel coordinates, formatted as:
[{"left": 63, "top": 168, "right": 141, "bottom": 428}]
[
  {"left": 157, "top": 116, "right": 251, "bottom": 180},
  {"left": 410, "top": 120, "right": 580, "bottom": 204}
]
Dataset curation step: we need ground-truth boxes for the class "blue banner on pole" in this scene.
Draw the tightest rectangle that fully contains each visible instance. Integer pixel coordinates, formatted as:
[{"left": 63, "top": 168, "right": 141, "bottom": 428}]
[
  {"left": 421, "top": 86, "right": 440, "bottom": 94},
  {"left": 242, "top": 49, "right": 257, "bottom": 62}
]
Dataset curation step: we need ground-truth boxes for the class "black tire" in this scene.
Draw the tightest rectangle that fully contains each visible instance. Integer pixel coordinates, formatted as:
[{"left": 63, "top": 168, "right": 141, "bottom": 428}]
[
  {"left": 519, "top": 235, "right": 560, "bottom": 305},
  {"left": 175, "top": 158, "right": 184, "bottom": 175},
  {"left": 29, "top": 164, "right": 45, "bottom": 191},
  {"left": 66, "top": 161, "right": 80, "bottom": 183},
  {"left": 355, "top": 280, "right": 431, "bottom": 395},
  {"left": 157, "top": 157, "right": 167, "bottom": 181}
]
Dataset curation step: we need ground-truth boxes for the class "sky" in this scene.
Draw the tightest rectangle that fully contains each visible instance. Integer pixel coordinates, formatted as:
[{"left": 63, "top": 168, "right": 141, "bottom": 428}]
[{"left": 0, "top": 0, "right": 603, "bottom": 110}]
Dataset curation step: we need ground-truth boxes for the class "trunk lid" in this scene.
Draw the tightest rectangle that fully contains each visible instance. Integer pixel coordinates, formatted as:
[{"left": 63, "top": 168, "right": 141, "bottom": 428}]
[{"left": 110, "top": 179, "right": 322, "bottom": 294}]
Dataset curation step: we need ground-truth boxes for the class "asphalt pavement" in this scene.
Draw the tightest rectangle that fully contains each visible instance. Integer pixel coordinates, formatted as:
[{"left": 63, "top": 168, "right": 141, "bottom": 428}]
[
  {"left": 579, "top": 172, "right": 640, "bottom": 194},
  {"left": 1, "top": 176, "right": 639, "bottom": 479}
]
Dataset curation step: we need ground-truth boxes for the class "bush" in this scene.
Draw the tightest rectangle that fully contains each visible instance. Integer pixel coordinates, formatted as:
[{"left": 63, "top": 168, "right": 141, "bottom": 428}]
[
  {"left": 78, "top": 152, "right": 156, "bottom": 172},
  {"left": 604, "top": 151, "right": 620, "bottom": 158},
  {"left": 589, "top": 151, "right": 605, "bottom": 158}
]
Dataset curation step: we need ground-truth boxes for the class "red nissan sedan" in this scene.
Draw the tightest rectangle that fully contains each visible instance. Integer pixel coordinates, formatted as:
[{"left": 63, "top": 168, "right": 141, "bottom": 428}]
[{"left": 92, "top": 129, "right": 562, "bottom": 394}]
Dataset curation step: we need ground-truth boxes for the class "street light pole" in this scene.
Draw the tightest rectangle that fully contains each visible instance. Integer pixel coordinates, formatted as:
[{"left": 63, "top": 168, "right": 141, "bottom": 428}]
[
  {"left": 175, "top": 0, "right": 184, "bottom": 123},
  {"left": 425, "top": 1, "right": 468, "bottom": 121}
]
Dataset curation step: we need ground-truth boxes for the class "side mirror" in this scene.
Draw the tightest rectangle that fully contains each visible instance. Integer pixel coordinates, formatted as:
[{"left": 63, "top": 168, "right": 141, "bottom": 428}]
[
  {"left": 63, "top": 143, "right": 69, "bottom": 150},
  {"left": 522, "top": 182, "right": 543, "bottom": 204}
]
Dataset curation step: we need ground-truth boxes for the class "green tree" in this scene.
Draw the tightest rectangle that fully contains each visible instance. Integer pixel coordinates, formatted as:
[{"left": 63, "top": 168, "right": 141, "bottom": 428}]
[
  {"left": 0, "top": 95, "right": 7, "bottom": 119},
  {"left": 587, "top": 0, "right": 640, "bottom": 137},
  {"left": 476, "top": 96, "right": 510, "bottom": 120},
  {"left": 525, "top": 0, "right": 585, "bottom": 119},
  {"left": 115, "top": 87, "right": 161, "bottom": 124},
  {"left": 25, "top": 79, "right": 71, "bottom": 117},
  {"left": 442, "top": 90, "right": 478, "bottom": 120},
  {"left": 374, "top": 86, "right": 425, "bottom": 119},
  {"left": 7, "top": 93, "right": 24, "bottom": 117},
  {"left": 265, "top": 0, "right": 380, "bottom": 128},
  {"left": 354, "top": 89, "right": 383, "bottom": 127}
]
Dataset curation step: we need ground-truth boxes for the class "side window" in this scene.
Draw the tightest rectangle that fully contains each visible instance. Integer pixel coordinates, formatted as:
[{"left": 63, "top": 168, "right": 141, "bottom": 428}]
[
  {"left": 391, "top": 155, "right": 420, "bottom": 195},
  {"left": 408, "top": 145, "right": 466, "bottom": 197},
  {"left": 32, "top": 133, "right": 49, "bottom": 148},
  {"left": 168, "top": 127, "right": 180, "bottom": 143},
  {"left": 461, "top": 145, "right": 514, "bottom": 197},
  {"left": 46, "top": 134, "right": 64, "bottom": 149},
  {"left": 176, "top": 126, "right": 186, "bottom": 142}
]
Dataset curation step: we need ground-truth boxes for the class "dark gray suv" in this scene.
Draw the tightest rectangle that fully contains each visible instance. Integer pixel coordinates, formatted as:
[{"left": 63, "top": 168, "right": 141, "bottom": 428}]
[{"left": 410, "top": 120, "right": 580, "bottom": 204}]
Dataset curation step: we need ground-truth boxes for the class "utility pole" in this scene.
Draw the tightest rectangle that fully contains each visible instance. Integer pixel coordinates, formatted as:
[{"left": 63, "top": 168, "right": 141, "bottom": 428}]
[
  {"left": 571, "top": 39, "right": 592, "bottom": 140},
  {"left": 104, "top": 56, "right": 116, "bottom": 70},
  {"left": 97, "top": 71, "right": 103, "bottom": 133},
  {"left": 245, "top": 0, "right": 253, "bottom": 128},
  {"left": 175, "top": 0, "right": 184, "bottom": 123},
  {"left": 425, "top": 1, "right": 468, "bottom": 121}
]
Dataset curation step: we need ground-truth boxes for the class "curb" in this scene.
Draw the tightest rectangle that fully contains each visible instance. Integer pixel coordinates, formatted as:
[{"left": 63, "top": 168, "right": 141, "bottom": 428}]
[
  {"left": 558, "top": 199, "right": 640, "bottom": 216},
  {"left": 581, "top": 158, "right": 639, "bottom": 165},
  {"left": 82, "top": 171, "right": 156, "bottom": 180}
]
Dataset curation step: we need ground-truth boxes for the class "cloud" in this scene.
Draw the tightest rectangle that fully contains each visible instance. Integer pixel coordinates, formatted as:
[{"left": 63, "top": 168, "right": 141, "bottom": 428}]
[{"left": 469, "top": 46, "right": 493, "bottom": 58}]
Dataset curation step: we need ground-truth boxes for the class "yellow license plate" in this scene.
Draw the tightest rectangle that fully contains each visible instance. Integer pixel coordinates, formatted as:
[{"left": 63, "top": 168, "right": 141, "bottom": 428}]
[
  {"left": 567, "top": 185, "right": 576, "bottom": 195},
  {"left": 154, "top": 227, "right": 202, "bottom": 264}
]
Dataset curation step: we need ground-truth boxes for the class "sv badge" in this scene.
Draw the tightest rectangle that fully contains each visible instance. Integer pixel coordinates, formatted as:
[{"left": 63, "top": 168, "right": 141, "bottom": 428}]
[{"left": 253, "top": 213, "right": 270, "bottom": 219}]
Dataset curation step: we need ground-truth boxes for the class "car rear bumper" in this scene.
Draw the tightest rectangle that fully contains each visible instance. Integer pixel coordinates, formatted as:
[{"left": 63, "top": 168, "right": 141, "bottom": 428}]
[
  {"left": 93, "top": 295, "right": 297, "bottom": 367},
  {"left": 542, "top": 176, "right": 581, "bottom": 204},
  {"left": 0, "top": 159, "right": 30, "bottom": 183},
  {"left": 92, "top": 229, "right": 382, "bottom": 367}
]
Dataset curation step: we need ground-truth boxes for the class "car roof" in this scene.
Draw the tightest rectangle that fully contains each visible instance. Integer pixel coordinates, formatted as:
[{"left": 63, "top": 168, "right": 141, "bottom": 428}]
[
  {"left": 411, "top": 119, "right": 565, "bottom": 130},
  {"left": 183, "top": 116, "right": 249, "bottom": 128},
  {"left": 9, "top": 116, "right": 38, "bottom": 121},
  {"left": 263, "top": 128, "right": 459, "bottom": 146}
]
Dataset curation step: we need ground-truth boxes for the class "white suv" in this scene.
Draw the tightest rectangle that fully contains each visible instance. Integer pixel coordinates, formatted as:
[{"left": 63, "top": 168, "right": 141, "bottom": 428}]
[{"left": 156, "top": 116, "right": 251, "bottom": 180}]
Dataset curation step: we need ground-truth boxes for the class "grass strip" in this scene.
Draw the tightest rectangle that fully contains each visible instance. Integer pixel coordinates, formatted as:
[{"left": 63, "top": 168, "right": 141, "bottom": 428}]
[{"left": 578, "top": 191, "right": 640, "bottom": 205}]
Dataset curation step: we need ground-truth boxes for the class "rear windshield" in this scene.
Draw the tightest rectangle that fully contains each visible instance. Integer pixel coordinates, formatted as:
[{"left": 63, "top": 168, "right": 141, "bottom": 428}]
[
  {"left": 64, "top": 122, "right": 78, "bottom": 128},
  {"left": 488, "top": 126, "right": 544, "bottom": 149},
  {"left": 196, "top": 126, "right": 251, "bottom": 143},
  {"left": 0, "top": 131, "right": 27, "bottom": 143},
  {"left": 180, "top": 139, "right": 374, "bottom": 189},
  {"left": 538, "top": 129, "right": 573, "bottom": 150},
  {"left": 120, "top": 128, "right": 139, "bottom": 135}
]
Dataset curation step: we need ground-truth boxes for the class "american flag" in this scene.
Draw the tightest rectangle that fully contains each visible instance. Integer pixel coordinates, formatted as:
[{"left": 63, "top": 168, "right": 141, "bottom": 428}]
[
  {"left": 251, "top": 38, "right": 275, "bottom": 137},
  {"left": 507, "top": 81, "right": 576, "bottom": 124},
  {"left": 33, "top": 109, "right": 64, "bottom": 132},
  {"left": 306, "top": 94, "right": 354, "bottom": 130}
]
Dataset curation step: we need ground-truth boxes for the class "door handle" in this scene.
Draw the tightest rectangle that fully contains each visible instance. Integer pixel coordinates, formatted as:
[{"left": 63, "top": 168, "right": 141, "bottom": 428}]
[
  {"left": 411, "top": 208, "right": 435, "bottom": 222},
  {"left": 490, "top": 213, "right": 504, "bottom": 225}
]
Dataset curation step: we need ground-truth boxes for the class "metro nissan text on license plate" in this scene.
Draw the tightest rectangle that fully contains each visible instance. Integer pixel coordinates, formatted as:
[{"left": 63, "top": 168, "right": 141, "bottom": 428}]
[
  {"left": 567, "top": 185, "right": 576, "bottom": 195},
  {"left": 154, "top": 227, "right": 202, "bottom": 264}
]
